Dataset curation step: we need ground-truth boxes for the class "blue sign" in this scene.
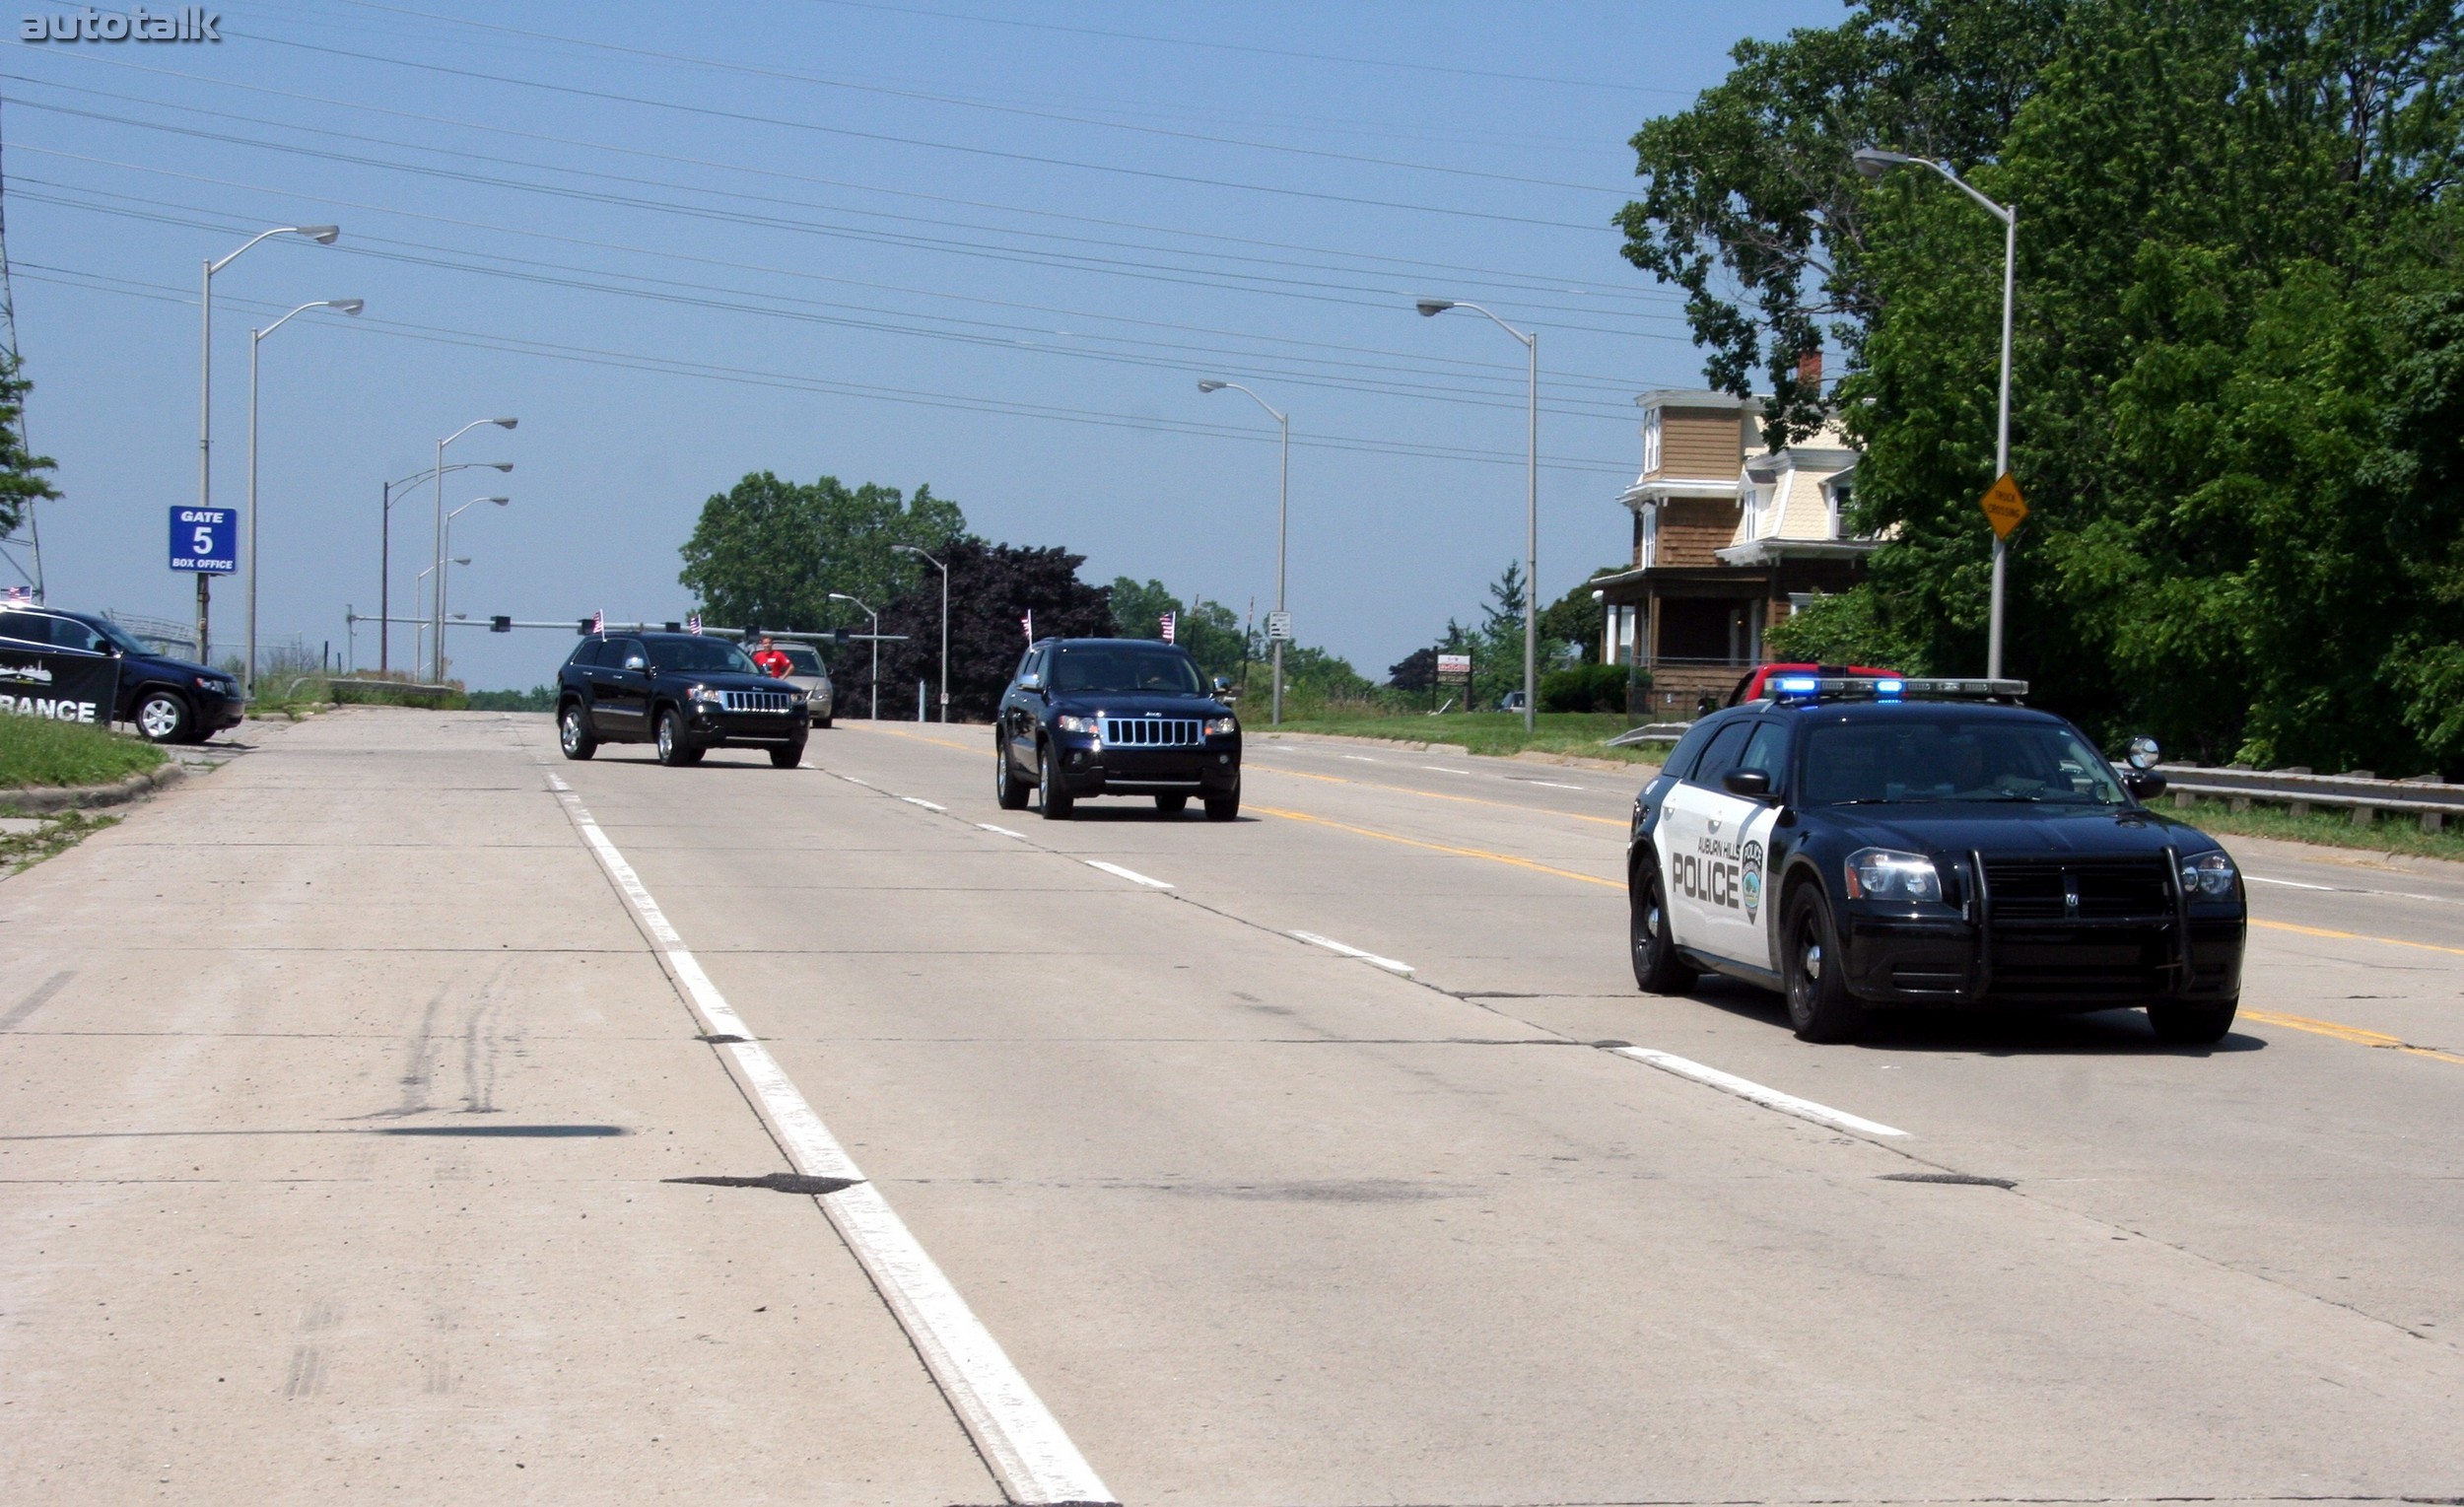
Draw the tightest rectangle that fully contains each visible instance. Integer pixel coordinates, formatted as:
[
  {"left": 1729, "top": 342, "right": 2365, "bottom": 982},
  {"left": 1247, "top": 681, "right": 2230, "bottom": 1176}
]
[{"left": 170, "top": 507, "right": 236, "bottom": 574}]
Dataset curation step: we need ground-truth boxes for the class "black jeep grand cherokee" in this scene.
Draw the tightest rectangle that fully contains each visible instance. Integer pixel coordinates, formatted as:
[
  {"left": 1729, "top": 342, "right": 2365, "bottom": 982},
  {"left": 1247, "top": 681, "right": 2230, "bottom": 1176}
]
[
  {"left": 995, "top": 638, "right": 1241, "bottom": 819},
  {"left": 556, "top": 632, "right": 807, "bottom": 768}
]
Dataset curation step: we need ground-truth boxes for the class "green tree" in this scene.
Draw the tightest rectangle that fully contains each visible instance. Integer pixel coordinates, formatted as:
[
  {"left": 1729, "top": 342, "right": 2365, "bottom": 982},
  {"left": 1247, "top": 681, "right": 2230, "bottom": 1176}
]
[
  {"left": 677, "top": 472, "right": 963, "bottom": 632},
  {"left": 0, "top": 353, "right": 60, "bottom": 539},
  {"left": 858, "top": 537, "right": 1113, "bottom": 720},
  {"left": 1105, "top": 577, "right": 1258, "bottom": 683}
]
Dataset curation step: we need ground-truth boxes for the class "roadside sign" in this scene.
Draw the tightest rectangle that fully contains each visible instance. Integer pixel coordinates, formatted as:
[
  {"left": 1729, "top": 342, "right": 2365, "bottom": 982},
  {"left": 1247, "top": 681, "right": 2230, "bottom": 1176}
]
[
  {"left": 1436, "top": 652, "right": 1472, "bottom": 682},
  {"left": 1266, "top": 610, "right": 1293, "bottom": 643},
  {"left": 1980, "top": 472, "right": 2028, "bottom": 540},
  {"left": 169, "top": 507, "right": 236, "bottom": 574}
]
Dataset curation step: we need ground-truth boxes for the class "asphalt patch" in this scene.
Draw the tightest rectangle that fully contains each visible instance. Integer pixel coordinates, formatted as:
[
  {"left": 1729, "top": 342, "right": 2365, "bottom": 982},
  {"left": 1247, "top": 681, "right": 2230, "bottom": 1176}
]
[
  {"left": 666, "top": 1172, "right": 856, "bottom": 1196},
  {"left": 697, "top": 1033, "right": 750, "bottom": 1044},
  {"left": 1878, "top": 1171, "right": 2017, "bottom": 1189}
]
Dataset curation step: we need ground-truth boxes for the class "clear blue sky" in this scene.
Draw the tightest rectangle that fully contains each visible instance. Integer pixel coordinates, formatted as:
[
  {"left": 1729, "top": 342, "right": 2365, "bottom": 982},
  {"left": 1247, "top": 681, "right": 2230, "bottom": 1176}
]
[{"left": 5, "top": 0, "right": 1837, "bottom": 690}]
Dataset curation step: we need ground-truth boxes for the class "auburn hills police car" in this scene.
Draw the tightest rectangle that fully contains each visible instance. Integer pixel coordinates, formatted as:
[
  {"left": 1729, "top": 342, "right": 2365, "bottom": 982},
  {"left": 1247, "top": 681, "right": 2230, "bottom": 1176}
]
[{"left": 1627, "top": 676, "right": 2247, "bottom": 1045}]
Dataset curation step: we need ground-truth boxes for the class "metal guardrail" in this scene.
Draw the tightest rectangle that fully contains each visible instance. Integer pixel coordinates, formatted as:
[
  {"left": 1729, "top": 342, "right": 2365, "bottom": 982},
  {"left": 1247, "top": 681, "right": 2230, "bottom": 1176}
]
[{"left": 2153, "top": 765, "right": 2459, "bottom": 833}]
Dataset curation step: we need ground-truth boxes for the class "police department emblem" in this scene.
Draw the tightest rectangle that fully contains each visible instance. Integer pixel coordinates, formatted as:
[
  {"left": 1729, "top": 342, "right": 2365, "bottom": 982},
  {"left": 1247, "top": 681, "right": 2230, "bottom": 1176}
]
[{"left": 1740, "top": 840, "right": 1765, "bottom": 919}]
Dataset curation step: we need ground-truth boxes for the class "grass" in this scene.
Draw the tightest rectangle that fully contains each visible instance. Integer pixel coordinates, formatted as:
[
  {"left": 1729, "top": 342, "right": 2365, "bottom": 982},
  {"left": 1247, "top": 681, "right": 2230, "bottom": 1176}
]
[
  {"left": 0, "top": 715, "right": 166, "bottom": 789},
  {"left": 2167, "top": 794, "right": 2464, "bottom": 863},
  {"left": 0, "top": 810, "right": 119, "bottom": 873},
  {"left": 1268, "top": 710, "right": 1675, "bottom": 765}
]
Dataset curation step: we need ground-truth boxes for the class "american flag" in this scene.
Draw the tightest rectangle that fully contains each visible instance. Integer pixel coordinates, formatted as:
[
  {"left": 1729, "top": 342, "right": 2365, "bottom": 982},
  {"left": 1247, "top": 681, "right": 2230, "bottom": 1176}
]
[
  {"left": 686, "top": 613, "right": 702, "bottom": 635},
  {"left": 2, "top": 586, "right": 29, "bottom": 605},
  {"left": 1021, "top": 608, "right": 1034, "bottom": 642},
  {"left": 590, "top": 609, "right": 604, "bottom": 634},
  {"left": 1159, "top": 611, "right": 1176, "bottom": 644}
]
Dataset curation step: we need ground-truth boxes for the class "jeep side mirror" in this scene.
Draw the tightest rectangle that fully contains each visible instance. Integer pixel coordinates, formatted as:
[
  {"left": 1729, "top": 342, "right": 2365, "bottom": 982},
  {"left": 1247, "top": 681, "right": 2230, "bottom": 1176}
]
[
  {"left": 1722, "top": 768, "right": 1772, "bottom": 798},
  {"left": 1212, "top": 676, "right": 1232, "bottom": 695},
  {"left": 623, "top": 654, "right": 647, "bottom": 672},
  {"left": 1017, "top": 671, "right": 1044, "bottom": 694}
]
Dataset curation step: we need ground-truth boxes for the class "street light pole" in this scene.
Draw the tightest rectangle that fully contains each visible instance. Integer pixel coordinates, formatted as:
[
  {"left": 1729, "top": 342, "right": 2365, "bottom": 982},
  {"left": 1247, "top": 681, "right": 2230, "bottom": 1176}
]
[
  {"left": 829, "top": 592, "right": 879, "bottom": 719},
  {"left": 1853, "top": 147, "right": 2017, "bottom": 678},
  {"left": 440, "top": 497, "right": 510, "bottom": 675},
  {"left": 432, "top": 417, "right": 517, "bottom": 682},
  {"left": 245, "top": 298, "right": 361, "bottom": 697},
  {"left": 198, "top": 224, "right": 338, "bottom": 665},
  {"left": 1197, "top": 379, "right": 1289, "bottom": 724},
  {"left": 892, "top": 545, "right": 949, "bottom": 721},
  {"left": 380, "top": 460, "right": 510, "bottom": 676},
  {"left": 1414, "top": 300, "right": 1538, "bottom": 732}
]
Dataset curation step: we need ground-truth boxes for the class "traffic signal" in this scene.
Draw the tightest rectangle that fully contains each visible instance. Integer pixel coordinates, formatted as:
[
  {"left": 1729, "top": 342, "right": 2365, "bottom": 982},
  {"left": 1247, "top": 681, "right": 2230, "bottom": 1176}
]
[{"left": 490, "top": 615, "right": 512, "bottom": 634}]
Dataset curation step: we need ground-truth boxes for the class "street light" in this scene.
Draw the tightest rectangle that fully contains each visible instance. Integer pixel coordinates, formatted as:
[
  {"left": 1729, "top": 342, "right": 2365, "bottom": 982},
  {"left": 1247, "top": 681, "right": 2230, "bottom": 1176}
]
[
  {"left": 414, "top": 557, "right": 470, "bottom": 674},
  {"left": 244, "top": 297, "right": 362, "bottom": 697},
  {"left": 439, "top": 497, "right": 510, "bottom": 678},
  {"left": 1415, "top": 298, "right": 1539, "bottom": 731},
  {"left": 891, "top": 544, "right": 948, "bottom": 722},
  {"left": 432, "top": 417, "right": 516, "bottom": 681},
  {"left": 1198, "top": 378, "right": 1290, "bottom": 724},
  {"left": 1854, "top": 146, "right": 2018, "bottom": 679},
  {"left": 197, "top": 224, "right": 339, "bottom": 663},
  {"left": 381, "top": 460, "right": 510, "bottom": 673},
  {"left": 828, "top": 592, "right": 879, "bottom": 719}
]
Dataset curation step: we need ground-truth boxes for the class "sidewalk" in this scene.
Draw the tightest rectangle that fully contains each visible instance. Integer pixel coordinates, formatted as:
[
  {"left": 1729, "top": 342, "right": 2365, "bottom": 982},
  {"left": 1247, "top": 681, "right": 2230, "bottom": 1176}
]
[{"left": 0, "top": 707, "right": 988, "bottom": 1504}]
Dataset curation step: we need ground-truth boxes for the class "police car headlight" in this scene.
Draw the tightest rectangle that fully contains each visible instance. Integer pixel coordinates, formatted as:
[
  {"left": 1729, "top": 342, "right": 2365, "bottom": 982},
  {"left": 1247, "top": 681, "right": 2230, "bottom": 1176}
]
[
  {"left": 1845, "top": 847, "right": 1941, "bottom": 902},
  {"left": 1055, "top": 713, "right": 1099, "bottom": 734},
  {"left": 2181, "top": 850, "right": 2238, "bottom": 897},
  {"left": 1203, "top": 716, "right": 1237, "bottom": 736}
]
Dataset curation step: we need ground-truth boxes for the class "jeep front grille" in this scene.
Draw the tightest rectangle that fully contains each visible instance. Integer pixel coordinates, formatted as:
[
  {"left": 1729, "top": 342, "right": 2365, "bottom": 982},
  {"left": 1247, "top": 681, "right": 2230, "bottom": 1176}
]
[
  {"left": 1102, "top": 717, "right": 1201, "bottom": 747},
  {"left": 720, "top": 689, "right": 794, "bottom": 714}
]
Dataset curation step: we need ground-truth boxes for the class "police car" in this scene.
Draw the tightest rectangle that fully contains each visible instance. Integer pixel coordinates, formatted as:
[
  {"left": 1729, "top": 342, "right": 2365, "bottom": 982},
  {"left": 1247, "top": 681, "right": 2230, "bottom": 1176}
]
[{"left": 1626, "top": 676, "right": 2246, "bottom": 1045}]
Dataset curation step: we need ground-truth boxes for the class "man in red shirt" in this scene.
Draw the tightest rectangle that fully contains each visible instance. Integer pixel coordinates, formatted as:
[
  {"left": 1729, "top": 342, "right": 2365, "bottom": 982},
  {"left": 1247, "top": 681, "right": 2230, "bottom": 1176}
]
[{"left": 750, "top": 635, "right": 792, "bottom": 678}]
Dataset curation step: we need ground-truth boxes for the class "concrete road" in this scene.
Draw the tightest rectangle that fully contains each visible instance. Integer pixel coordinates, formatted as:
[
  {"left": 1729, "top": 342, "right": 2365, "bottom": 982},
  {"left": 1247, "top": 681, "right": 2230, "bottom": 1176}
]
[{"left": 3, "top": 709, "right": 2458, "bottom": 1505}]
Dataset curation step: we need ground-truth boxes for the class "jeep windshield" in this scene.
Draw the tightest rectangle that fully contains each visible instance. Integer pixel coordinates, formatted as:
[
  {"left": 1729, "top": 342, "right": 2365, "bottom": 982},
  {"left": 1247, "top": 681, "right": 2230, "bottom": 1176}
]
[
  {"left": 644, "top": 637, "right": 758, "bottom": 675},
  {"left": 1802, "top": 717, "right": 2128, "bottom": 805},
  {"left": 1050, "top": 645, "right": 1204, "bottom": 696}
]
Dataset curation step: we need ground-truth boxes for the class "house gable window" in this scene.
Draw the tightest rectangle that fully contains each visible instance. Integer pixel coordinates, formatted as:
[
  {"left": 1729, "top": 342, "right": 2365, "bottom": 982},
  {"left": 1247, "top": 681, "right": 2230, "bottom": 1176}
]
[{"left": 1640, "top": 411, "right": 1663, "bottom": 475}]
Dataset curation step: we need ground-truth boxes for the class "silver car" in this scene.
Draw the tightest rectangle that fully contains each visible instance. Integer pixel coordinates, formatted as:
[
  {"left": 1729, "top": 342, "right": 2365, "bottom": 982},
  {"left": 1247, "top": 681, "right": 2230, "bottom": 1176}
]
[{"left": 772, "top": 641, "right": 835, "bottom": 727}]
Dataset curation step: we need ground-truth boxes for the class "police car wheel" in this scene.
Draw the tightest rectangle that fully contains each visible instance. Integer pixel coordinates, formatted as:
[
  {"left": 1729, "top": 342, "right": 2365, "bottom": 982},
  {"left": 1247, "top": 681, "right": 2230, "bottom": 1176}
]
[
  {"left": 994, "top": 742, "right": 1030, "bottom": 809},
  {"left": 558, "top": 703, "right": 596, "bottom": 761},
  {"left": 1782, "top": 888, "right": 1867, "bottom": 1043},
  {"left": 2147, "top": 996, "right": 2237, "bottom": 1046},
  {"left": 1037, "top": 741, "right": 1074, "bottom": 819},
  {"left": 135, "top": 689, "right": 192, "bottom": 745},
  {"left": 1629, "top": 862, "right": 1696, "bottom": 993}
]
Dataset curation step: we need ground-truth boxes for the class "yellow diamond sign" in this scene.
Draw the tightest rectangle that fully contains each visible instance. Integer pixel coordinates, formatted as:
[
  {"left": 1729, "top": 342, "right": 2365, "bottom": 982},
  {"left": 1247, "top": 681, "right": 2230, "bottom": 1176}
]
[{"left": 1980, "top": 472, "right": 2028, "bottom": 541}]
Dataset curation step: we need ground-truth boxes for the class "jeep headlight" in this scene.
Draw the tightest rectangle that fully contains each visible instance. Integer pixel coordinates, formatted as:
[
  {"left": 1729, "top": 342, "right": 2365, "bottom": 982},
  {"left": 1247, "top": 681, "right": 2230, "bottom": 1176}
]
[
  {"left": 1203, "top": 715, "right": 1237, "bottom": 736},
  {"left": 1055, "top": 713, "right": 1099, "bottom": 734},
  {"left": 2180, "top": 850, "right": 2238, "bottom": 898},
  {"left": 687, "top": 683, "right": 722, "bottom": 706},
  {"left": 1844, "top": 847, "right": 1942, "bottom": 902}
]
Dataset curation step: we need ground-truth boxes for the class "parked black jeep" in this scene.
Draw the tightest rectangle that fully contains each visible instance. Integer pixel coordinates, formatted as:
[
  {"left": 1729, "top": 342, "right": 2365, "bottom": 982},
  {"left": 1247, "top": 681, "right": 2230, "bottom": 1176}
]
[
  {"left": 995, "top": 638, "right": 1241, "bottom": 819},
  {"left": 0, "top": 605, "right": 244, "bottom": 743},
  {"left": 556, "top": 632, "right": 807, "bottom": 767}
]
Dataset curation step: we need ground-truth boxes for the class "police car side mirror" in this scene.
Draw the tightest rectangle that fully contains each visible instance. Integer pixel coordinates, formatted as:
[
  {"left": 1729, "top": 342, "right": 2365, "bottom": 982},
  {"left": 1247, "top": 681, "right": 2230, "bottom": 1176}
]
[
  {"left": 2124, "top": 768, "right": 2166, "bottom": 800},
  {"left": 2126, "top": 734, "right": 2160, "bottom": 771},
  {"left": 1721, "top": 769, "right": 1771, "bottom": 798}
]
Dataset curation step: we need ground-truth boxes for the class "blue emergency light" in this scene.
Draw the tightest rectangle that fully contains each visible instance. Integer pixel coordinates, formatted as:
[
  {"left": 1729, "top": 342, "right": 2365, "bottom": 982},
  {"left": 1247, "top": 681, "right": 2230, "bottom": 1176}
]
[{"left": 1773, "top": 675, "right": 1820, "bottom": 695}]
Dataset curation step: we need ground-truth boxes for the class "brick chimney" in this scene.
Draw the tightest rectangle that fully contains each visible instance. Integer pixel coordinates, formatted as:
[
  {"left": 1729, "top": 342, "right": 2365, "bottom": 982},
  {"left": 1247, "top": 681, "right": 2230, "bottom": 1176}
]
[{"left": 1795, "top": 349, "right": 1823, "bottom": 387}]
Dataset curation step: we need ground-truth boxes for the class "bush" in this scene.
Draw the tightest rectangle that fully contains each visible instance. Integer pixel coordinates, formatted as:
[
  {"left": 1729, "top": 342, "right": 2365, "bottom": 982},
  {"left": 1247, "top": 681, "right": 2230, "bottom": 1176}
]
[
  {"left": 1540, "top": 661, "right": 1641, "bottom": 714},
  {"left": 467, "top": 685, "right": 556, "bottom": 713}
]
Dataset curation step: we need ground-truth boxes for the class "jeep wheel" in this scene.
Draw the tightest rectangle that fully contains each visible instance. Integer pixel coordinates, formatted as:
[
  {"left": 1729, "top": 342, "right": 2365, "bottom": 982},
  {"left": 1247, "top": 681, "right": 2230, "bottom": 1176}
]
[
  {"left": 1037, "top": 741, "right": 1074, "bottom": 820},
  {"left": 655, "top": 709, "right": 702, "bottom": 768},
  {"left": 558, "top": 702, "right": 597, "bottom": 761},
  {"left": 770, "top": 734, "right": 807, "bottom": 769},
  {"left": 135, "top": 689, "right": 192, "bottom": 745},
  {"left": 1202, "top": 775, "right": 1240, "bottom": 822},
  {"left": 995, "top": 739, "right": 1030, "bottom": 810}
]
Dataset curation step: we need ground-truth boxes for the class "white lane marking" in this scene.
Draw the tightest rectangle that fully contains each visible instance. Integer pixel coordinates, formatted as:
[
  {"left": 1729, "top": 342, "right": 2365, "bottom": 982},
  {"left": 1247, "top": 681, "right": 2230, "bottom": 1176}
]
[
  {"left": 2248, "top": 873, "right": 2463, "bottom": 906},
  {"left": 1525, "top": 781, "right": 1585, "bottom": 790},
  {"left": 1085, "top": 859, "right": 1173, "bottom": 890},
  {"left": 1288, "top": 930, "right": 1413, "bottom": 975},
  {"left": 978, "top": 823, "right": 1026, "bottom": 839},
  {"left": 1419, "top": 765, "right": 1473, "bottom": 777},
  {"left": 1612, "top": 1048, "right": 1908, "bottom": 1138},
  {"left": 548, "top": 780, "right": 1113, "bottom": 1506},
  {"left": 1341, "top": 755, "right": 1378, "bottom": 763},
  {"left": 842, "top": 776, "right": 877, "bottom": 788},
  {"left": 901, "top": 795, "right": 949, "bottom": 812}
]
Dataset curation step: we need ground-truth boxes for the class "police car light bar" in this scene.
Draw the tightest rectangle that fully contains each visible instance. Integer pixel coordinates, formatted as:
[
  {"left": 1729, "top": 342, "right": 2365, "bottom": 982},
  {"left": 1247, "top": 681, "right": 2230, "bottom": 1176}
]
[{"left": 1765, "top": 676, "right": 2028, "bottom": 703}]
